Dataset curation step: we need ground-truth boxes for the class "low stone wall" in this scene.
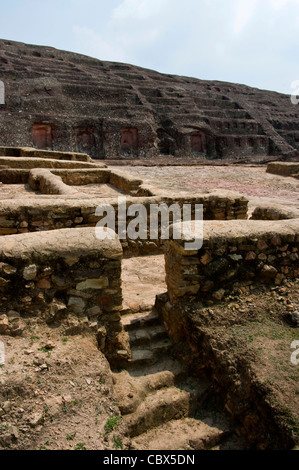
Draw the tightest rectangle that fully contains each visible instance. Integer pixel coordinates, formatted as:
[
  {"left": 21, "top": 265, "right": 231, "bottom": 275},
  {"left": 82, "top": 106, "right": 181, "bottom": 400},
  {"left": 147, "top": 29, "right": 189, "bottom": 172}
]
[
  {"left": 28, "top": 169, "right": 84, "bottom": 196},
  {"left": 109, "top": 170, "right": 144, "bottom": 195},
  {"left": 0, "top": 169, "right": 29, "bottom": 184},
  {"left": 0, "top": 167, "right": 149, "bottom": 197},
  {"left": 165, "top": 219, "right": 299, "bottom": 304},
  {"left": 0, "top": 192, "right": 249, "bottom": 254},
  {"left": 267, "top": 162, "right": 299, "bottom": 178},
  {"left": 0, "top": 227, "right": 129, "bottom": 364},
  {"left": 52, "top": 169, "right": 111, "bottom": 186},
  {"left": 0, "top": 157, "right": 102, "bottom": 169},
  {"left": 0, "top": 146, "right": 92, "bottom": 162},
  {"left": 251, "top": 204, "right": 299, "bottom": 221}
]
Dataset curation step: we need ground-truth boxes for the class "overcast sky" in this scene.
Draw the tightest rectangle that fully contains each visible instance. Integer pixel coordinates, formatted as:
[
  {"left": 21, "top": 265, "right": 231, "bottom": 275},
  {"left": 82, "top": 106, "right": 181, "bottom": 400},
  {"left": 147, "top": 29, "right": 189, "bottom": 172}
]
[{"left": 1, "top": 0, "right": 299, "bottom": 94}]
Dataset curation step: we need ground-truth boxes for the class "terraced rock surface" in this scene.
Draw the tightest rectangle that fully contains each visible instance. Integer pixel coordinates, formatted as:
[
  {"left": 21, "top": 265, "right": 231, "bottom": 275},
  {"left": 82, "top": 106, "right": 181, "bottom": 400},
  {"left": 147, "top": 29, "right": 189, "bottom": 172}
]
[{"left": 0, "top": 39, "right": 298, "bottom": 161}]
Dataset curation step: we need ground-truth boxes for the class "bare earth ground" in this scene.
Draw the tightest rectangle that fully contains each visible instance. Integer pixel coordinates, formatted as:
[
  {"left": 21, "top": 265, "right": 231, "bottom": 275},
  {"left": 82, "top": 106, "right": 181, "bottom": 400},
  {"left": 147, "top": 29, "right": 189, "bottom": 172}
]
[
  {"left": 0, "top": 183, "right": 40, "bottom": 199},
  {"left": 0, "top": 183, "right": 125, "bottom": 199},
  {"left": 122, "top": 256, "right": 166, "bottom": 312},
  {"left": 181, "top": 279, "right": 299, "bottom": 447},
  {"left": 0, "top": 320, "right": 131, "bottom": 451},
  {"left": 71, "top": 184, "right": 126, "bottom": 197},
  {"left": 113, "top": 165, "right": 299, "bottom": 211}
]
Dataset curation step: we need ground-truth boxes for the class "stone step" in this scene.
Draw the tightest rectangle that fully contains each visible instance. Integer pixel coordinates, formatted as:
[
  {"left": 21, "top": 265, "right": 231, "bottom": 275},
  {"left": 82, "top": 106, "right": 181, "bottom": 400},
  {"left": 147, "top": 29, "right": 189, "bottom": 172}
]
[
  {"left": 128, "top": 339, "right": 172, "bottom": 367},
  {"left": 121, "top": 304, "right": 153, "bottom": 316},
  {"left": 125, "top": 353, "right": 188, "bottom": 380},
  {"left": 112, "top": 361, "right": 194, "bottom": 415},
  {"left": 128, "top": 324, "right": 168, "bottom": 347},
  {"left": 121, "top": 309, "right": 161, "bottom": 331},
  {"left": 123, "top": 386, "right": 192, "bottom": 438},
  {"left": 131, "top": 416, "right": 232, "bottom": 450},
  {"left": 113, "top": 369, "right": 181, "bottom": 415}
]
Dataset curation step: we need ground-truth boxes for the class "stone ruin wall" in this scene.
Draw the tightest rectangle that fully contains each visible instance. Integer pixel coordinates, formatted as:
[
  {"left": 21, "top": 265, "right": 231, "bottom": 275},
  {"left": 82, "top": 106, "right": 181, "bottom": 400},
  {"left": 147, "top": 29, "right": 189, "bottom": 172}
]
[
  {"left": 0, "top": 193, "right": 248, "bottom": 255},
  {"left": 0, "top": 228, "right": 129, "bottom": 366},
  {"left": 0, "top": 161, "right": 249, "bottom": 256},
  {"left": 155, "top": 204, "right": 299, "bottom": 450},
  {"left": 0, "top": 144, "right": 298, "bottom": 451},
  {"left": 161, "top": 163, "right": 299, "bottom": 306},
  {"left": 267, "top": 162, "right": 299, "bottom": 179},
  {"left": 0, "top": 153, "right": 299, "bottom": 369},
  {"left": 0, "top": 146, "right": 92, "bottom": 162},
  {"left": 164, "top": 219, "right": 299, "bottom": 306}
]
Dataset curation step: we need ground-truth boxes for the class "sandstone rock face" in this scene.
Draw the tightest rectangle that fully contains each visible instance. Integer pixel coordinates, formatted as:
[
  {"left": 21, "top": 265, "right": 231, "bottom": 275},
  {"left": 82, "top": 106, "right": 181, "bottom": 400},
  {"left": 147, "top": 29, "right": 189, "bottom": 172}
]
[{"left": 0, "top": 39, "right": 298, "bottom": 161}]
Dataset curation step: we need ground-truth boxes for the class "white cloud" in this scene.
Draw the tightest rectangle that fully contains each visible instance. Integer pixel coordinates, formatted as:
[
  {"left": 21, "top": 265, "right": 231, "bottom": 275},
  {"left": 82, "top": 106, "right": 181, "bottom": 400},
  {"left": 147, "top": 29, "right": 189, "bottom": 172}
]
[
  {"left": 234, "top": 0, "right": 258, "bottom": 34},
  {"left": 24, "top": 0, "right": 299, "bottom": 94},
  {"left": 268, "top": 0, "right": 293, "bottom": 9},
  {"left": 112, "top": 0, "right": 169, "bottom": 21},
  {"left": 110, "top": 0, "right": 170, "bottom": 48},
  {"left": 72, "top": 25, "right": 129, "bottom": 62},
  {"left": 73, "top": 0, "right": 170, "bottom": 64}
]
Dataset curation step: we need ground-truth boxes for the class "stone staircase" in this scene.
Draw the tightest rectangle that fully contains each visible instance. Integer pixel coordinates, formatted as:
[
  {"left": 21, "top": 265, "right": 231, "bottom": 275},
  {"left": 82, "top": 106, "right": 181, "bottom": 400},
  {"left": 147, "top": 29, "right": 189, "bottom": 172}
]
[{"left": 112, "top": 308, "right": 247, "bottom": 450}]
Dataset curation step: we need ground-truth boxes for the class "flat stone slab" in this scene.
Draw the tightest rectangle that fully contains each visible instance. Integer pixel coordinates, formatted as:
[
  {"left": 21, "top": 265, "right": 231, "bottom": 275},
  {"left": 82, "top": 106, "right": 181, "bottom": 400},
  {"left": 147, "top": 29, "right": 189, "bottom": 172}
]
[
  {"left": 0, "top": 227, "right": 122, "bottom": 262},
  {"left": 267, "top": 162, "right": 299, "bottom": 177},
  {"left": 0, "top": 157, "right": 104, "bottom": 169}
]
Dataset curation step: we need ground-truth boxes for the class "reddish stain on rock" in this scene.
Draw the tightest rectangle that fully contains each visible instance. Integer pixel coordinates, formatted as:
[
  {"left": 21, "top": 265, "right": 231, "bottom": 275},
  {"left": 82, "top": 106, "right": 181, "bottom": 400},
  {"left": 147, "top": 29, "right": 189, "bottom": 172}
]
[{"left": 32, "top": 124, "right": 53, "bottom": 150}]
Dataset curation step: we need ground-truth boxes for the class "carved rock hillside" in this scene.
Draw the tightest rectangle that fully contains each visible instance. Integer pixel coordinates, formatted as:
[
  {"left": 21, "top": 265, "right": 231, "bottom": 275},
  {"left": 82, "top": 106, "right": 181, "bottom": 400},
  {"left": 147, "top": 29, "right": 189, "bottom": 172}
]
[{"left": 0, "top": 39, "right": 298, "bottom": 161}]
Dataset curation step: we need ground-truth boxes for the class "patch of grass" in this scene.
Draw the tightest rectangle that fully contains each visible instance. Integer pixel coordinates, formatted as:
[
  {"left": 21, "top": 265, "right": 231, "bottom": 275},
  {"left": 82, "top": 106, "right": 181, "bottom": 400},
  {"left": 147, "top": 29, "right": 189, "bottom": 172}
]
[
  {"left": 105, "top": 415, "right": 121, "bottom": 434},
  {"left": 112, "top": 435, "right": 124, "bottom": 450},
  {"left": 74, "top": 442, "right": 87, "bottom": 451},
  {"left": 30, "top": 335, "right": 40, "bottom": 341},
  {"left": 66, "top": 433, "right": 76, "bottom": 441},
  {"left": 71, "top": 400, "right": 83, "bottom": 408},
  {"left": 39, "top": 347, "right": 51, "bottom": 356},
  {"left": 61, "top": 338, "right": 69, "bottom": 345}
]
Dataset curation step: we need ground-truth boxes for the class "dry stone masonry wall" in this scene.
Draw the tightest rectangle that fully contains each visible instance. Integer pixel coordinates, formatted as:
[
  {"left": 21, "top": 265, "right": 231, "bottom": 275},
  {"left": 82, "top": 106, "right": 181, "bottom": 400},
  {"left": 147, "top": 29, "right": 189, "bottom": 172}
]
[
  {"left": 165, "top": 219, "right": 299, "bottom": 304},
  {"left": 0, "top": 195, "right": 248, "bottom": 255},
  {"left": 0, "top": 162, "right": 249, "bottom": 255},
  {"left": 0, "top": 227, "right": 129, "bottom": 364},
  {"left": 267, "top": 162, "right": 299, "bottom": 179}
]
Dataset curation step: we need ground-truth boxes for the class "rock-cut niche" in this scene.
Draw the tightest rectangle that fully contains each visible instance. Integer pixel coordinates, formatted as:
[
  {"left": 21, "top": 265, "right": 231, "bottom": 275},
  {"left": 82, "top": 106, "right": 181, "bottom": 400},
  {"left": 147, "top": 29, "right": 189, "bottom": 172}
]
[
  {"left": 120, "top": 127, "right": 138, "bottom": 156},
  {"left": 32, "top": 124, "right": 53, "bottom": 150},
  {"left": 157, "top": 129, "right": 176, "bottom": 156},
  {"left": 76, "top": 126, "right": 96, "bottom": 153},
  {"left": 190, "top": 130, "right": 206, "bottom": 154}
]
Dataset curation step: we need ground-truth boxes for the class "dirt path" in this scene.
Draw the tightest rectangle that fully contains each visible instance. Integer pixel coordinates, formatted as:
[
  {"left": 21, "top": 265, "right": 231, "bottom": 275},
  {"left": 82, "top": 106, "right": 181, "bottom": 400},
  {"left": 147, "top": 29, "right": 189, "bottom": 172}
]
[{"left": 122, "top": 255, "right": 166, "bottom": 312}]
